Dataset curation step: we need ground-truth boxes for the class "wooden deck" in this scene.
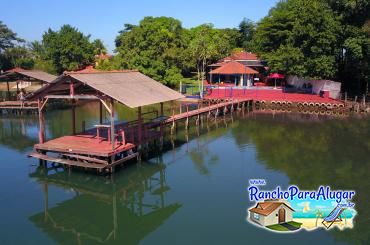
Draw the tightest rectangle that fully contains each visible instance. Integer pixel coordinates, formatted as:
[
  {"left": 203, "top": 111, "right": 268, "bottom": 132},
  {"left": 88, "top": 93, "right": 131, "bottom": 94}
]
[
  {"left": 164, "top": 98, "right": 251, "bottom": 124},
  {"left": 29, "top": 98, "right": 251, "bottom": 173},
  {"left": 34, "top": 135, "right": 136, "bottom": 157},
  {"left": 0, "top": 100, "right": 38, "bottom": 114}
]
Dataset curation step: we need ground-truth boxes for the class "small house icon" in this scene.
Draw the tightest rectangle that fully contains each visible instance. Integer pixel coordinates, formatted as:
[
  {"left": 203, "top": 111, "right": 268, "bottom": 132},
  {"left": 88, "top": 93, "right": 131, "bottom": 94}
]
[{"left": 249, "top": 199, "right": 295, "bottom": 227}]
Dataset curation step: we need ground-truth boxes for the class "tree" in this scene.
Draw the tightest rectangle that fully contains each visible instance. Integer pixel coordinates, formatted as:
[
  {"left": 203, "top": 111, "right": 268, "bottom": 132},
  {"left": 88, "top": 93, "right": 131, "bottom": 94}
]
[
  {"left": 186, "top": 24, "right": 234, "bottom": 95},
  {"left": 92, "top": 39, "right": 107, "bottom": 55},
  {"left": 0, "top": 21, "right": 24, "bottom": 52},
  {"left": 3, "top": 46, "right": 34, "bottom": 69},
  {"left": 41, "top": 24, "right": 95, "bottom": 73},
  {"left": 253, "top": 0, "right": 341, "bottom": 79},
  {"left": 115, "top": 17, "right": 187, "bottom": 87},
  {"left": 0, "top": 21, "right": 24, "bottom": 70},
  {"left": 238, "top": 18, "right": 256, "bottom": 50}
]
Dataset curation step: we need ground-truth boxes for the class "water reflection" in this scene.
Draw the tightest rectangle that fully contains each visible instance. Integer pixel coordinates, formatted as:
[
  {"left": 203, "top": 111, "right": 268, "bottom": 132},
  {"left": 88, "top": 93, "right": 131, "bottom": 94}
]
[
  {"left": 29, "top": 158, "right": 181, "bottom": 245},
  {"left": 0, "top": 116, "right": 39, "bottom": 152},
  {"left": 1, "top": 103, "right": 369, "bottom": 244},
  {"left": 233, "top": 111, "right": 370, "bottom": 244}
]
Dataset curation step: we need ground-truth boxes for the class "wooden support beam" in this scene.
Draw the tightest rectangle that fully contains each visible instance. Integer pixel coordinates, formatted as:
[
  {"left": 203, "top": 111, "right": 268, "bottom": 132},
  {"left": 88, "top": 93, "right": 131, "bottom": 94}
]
[
  {"left": 6, "top": 81, "right": 10, "bottom": 101},
  {"left": 100, "top": 99, "right": 112, "bottom": 115},
  {"left": 160, "top": 102, "right": 164, "bottom": 116},
  {"left": 39, "top": 98, "right": 49, "bottom": 112},
  {"left": 99, "top": 101, "right": 103, "bottom": 124},
  {"left": 138, "top": 106, "right": 142, "bottom": 145},
  {"left": 72, "top": 101, "right": 76, "bottom": 135},
  {"left": 45, "top": 95, "right": 99, "bottom": 100},
  {"left": 69, "top": 80, "right": 75, "bottom": 96},
  {"left": 110, "top": 99, "right": 115, "bottom": 151},
  {"left": 38, "top": 98, "right": 45, "bottom": 144}
]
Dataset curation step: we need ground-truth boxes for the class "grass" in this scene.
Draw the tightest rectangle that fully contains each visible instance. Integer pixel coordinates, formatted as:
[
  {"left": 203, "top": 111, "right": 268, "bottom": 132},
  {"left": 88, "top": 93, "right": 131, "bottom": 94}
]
[
  {"left": 266, "top": 224, "right": 290, "bottom": 231},
  {"left": 266, "top": 221, "right": 302, "bottom": 232},
  {"left": 288, "top": 221, "right": 303, "bottom": 228}
]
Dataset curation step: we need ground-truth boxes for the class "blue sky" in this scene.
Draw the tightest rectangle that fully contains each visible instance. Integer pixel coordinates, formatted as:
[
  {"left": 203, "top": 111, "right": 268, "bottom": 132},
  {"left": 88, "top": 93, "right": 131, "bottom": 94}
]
[{"left": 1, "top": 0, "right": 278, "bottom": 53}]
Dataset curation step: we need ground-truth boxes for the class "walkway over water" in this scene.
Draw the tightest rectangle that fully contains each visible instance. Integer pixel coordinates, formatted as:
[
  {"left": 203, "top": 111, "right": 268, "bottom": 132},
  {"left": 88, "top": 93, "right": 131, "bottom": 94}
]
[{"left": 206, "top": 87, "right": 343, "bottom": 105}]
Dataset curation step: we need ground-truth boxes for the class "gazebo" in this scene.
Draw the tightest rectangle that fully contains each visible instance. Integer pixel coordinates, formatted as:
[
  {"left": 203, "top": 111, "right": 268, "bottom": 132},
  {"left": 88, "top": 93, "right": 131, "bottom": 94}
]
[
  {"left": 27, "top": 69, "right": 184, "bottom": 172},
  {"left": 209, "top": 61, "right": 258, "bottom": 87},
  {"left": 0, "top": 67, "right": 56, "bottom": 102}
]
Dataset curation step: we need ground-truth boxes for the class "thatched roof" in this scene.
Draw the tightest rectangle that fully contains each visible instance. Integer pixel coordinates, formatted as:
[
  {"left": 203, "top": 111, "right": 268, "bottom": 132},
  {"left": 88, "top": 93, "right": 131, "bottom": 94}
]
[{"left": 27, "top": 70, "right": 184, "bottom": 108}]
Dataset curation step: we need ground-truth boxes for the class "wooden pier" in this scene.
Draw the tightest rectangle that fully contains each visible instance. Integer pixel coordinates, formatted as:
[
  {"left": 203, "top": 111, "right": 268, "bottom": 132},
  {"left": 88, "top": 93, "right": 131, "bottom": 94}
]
[
  {"left": 0, "top": 100, "right": 39, "bottom": 115},
  {"left": 0, "top": 68, "right": 57, "bottom": 115},
  {"left": 27, "top": 69, "right": 185, "bottom": 174}
]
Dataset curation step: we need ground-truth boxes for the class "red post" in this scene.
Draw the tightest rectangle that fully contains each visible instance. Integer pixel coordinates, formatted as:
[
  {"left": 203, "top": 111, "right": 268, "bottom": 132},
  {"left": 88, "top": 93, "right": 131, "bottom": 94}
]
[
  {"left": 69, "top": 80, "right": 75, "bottom": 97},
  {"left": 110, "top": 99, "right": 115, "bottom": 150},
  {"left": 120, "top": 128, "right": 126, "bottom": 145},
  {"left": 71, "top": 102, "right": 76, "bottom": 135},
  {"left": 38, "top": 98, "right": 45, "bottom": 144},
  {"left": 137, "top": 106, "right": 142, "bottom": 145}
]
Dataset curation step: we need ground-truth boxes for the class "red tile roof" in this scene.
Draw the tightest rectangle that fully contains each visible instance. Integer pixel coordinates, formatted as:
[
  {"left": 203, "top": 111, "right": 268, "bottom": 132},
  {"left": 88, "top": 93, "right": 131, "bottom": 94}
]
[
  {"left": 210, "top": 61, "right": 258, "bottom": 75},
  {"left": 223, "top": 51, "right": 259, "bottom": 61},
  {"left": 5, "top": 67, "right": 26, "bottom": 73},
  {"left": 65, "top": 66, "right": 133, "bottom": 74},
  {"left": 249, "top": 202, "right": 294, "bottom": 216}
]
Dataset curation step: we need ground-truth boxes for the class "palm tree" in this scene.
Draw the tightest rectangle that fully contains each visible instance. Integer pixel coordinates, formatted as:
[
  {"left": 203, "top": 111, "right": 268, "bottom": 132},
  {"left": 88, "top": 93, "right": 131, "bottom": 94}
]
[{"left": 315, "top": 209, "right": 324, "bottom": 227}]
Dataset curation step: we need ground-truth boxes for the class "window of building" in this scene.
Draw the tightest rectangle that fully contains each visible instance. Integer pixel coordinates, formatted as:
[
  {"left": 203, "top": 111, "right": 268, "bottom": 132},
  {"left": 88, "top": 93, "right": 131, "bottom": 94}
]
[{"left": 253, "top": 213, "right": 260, "bottom": 220}]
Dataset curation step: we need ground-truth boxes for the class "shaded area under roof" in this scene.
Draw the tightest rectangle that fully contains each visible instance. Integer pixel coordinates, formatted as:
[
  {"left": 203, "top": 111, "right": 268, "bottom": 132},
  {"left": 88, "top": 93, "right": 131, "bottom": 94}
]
[
  {"left": 28, "top": 70, "right": 184, "bottom": 108},
  {"left": 210, "top": 61, "right": 258, "bottom": 75},
  {"left": 0, "top": 68, "right": 57, "bottom": 83}
]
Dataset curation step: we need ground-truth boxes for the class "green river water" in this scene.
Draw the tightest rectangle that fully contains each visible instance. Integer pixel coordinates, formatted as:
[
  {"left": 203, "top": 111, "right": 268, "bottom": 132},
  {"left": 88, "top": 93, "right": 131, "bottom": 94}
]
[{"left": 0, "top": 102, "right": 369, "bottom": 245}]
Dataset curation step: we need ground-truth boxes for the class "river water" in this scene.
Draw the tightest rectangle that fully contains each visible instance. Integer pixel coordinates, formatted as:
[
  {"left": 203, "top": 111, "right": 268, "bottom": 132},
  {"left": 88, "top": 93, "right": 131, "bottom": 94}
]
[{"left": 0, "top": 102, "right": 369, "bottom": 245}]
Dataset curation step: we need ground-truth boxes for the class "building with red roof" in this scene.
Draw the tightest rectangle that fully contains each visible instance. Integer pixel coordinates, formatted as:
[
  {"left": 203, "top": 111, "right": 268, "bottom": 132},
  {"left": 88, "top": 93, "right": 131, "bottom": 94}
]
[{"left": 208, "top": 51, "right": 265, "bottom": 87}]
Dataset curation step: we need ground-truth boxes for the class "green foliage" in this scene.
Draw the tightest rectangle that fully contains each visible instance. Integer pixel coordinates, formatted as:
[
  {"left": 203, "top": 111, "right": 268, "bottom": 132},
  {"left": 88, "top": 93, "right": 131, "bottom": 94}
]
[
  {"left": 187, "top": 24, "right": 234, "bottom": 80},
  {"left": 0, "top": 21, "right": 24, "bottom": 52},
  {"left": 2, "top": 46, "right": 34, "bottom": 70},
  {"left": 41, "top": 24, "right": 95, "bottom": 73},
  {"left": 238, "top": 18, "right": 256, "bottom": 50},
  {"left": 92, "top": 39, "right": 107, "bottom": 55},
  {"left": 0, "top": 21, "right": 24, "bottom": 70},
  {"left": 254, "top": 0, "right": 341, "bottom": 79},
  {"left": 253, "top": 0, "right": 370, "bottom": 93},
  {"left": 115, "top": 17, "right": 187, "bottom": 87}
]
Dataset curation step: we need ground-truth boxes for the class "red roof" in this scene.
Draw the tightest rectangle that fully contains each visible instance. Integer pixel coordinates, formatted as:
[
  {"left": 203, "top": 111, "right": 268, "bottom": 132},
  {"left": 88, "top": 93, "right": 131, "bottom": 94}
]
[
  {"left": 210, "top": 61, "right": 258, "bottom": 75},
  {"left": 64, "top": 66, "right": 133, "bottom": 74},
  {"left": 223, "top": 51, "right": 259, "bottom": 61},
  {"left": 5, "top": 67, "right": 26, "bottom": 73}
]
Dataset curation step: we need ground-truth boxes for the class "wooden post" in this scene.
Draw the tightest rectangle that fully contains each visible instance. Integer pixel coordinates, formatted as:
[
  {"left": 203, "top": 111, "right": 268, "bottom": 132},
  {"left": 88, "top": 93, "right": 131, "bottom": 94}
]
[
  {"left": 363, "top": 94, "right": 366, "bottom": 107},
  {"left": 185, "top": 105, "right": 189, "bottom": 129},
  {"left": 6, "top": 81, "right": 10, "bottom": 101},
  {"left": 99, "top": 101, "right": 103, "bottom": 124},
  {"left": 81, "top": 120, "right": 85, "bottom": 132},
  {"left": 38, "top": 98, "right": 45, "bottom": 144},
  {"left": 138, "top": 106, "right": 142, "bottom": 145},
  {"left": 69, "top": 80, "right": 75, "bottom": 97},
  {"left": 71, "top": 101, "right": 76, "bottom": 135},
  {"left": 160, "top": 102, "right": 164, "bottom": 116},
  {"left": 110, "top": 99, "right": 115, "bottom": 150}
]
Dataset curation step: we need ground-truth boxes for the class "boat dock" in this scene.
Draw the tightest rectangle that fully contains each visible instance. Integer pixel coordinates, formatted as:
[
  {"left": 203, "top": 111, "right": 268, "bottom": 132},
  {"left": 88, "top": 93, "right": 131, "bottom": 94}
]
[
  {"left": 29, "top": 97, "right": 251, "bottom": 174},
  {"left": 0, "top": 101, "right": 39, "bottom": 114}
]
